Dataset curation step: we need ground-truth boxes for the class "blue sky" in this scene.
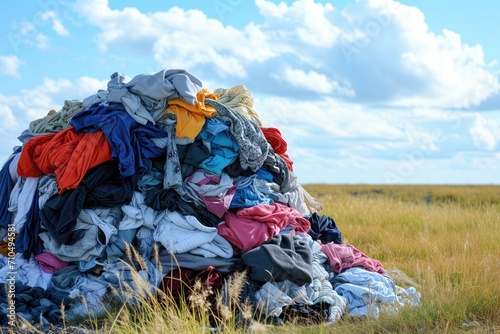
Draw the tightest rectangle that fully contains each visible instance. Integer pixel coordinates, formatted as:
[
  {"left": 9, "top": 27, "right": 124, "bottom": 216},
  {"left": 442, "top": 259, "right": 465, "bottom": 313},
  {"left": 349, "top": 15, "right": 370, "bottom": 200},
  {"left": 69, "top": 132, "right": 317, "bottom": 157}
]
[{"left": 0, "top": 0, "right": 499, "bottom": 184}]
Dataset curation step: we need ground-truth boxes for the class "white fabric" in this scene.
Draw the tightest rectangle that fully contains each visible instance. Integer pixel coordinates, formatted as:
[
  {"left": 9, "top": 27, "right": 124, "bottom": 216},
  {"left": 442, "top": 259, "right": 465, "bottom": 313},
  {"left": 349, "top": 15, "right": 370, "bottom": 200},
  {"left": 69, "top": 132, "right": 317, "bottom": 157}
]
[
  {"left": 120, "top": 191, "right": 158, "bottom": 230},
  {"left": 0, "top": 253, "right": 52, "bottom": 290},
  {"left": 9, "top": 177, "right": 39, "bottom": 233},
  {"left": 153, "top": 210, "right": 224, "bottom": 256}
]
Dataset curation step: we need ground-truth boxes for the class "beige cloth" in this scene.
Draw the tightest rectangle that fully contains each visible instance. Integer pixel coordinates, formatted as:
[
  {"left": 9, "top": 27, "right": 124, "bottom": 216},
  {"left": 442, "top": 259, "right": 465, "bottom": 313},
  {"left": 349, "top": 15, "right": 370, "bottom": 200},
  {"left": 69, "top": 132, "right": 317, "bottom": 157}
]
[
  {"left": 29, "top": 100, "right": 84, "bottom": 134},
  {"left": 214, "top": 85, "right": 262, "bottom": 126}
]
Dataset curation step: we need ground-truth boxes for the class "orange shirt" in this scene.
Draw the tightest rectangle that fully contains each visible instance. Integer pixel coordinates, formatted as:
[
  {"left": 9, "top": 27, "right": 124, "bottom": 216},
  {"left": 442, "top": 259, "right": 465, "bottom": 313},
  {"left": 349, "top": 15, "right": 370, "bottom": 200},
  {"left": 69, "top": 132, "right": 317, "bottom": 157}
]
[
  {"left": 17, "top": 127, "right": 113, "bottom": 193},
  {"left": 164, "top": 89, "right": 219, "bottom": 139}
]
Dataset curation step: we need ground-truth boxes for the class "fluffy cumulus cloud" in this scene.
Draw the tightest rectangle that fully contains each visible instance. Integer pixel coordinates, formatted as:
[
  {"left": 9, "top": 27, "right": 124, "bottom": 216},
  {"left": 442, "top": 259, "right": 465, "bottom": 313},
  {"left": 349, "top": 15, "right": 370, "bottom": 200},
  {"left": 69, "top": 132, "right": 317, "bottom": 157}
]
[
  {"left": 1, "top": 76, "right": 107, "bottom": 126},
  {"left": 73, "top": 0, "right": 500, "bottom": 108},
  {"left": 470, "top": 116, "right": 500, "bottom": 150},
  {"left": 0, "top": 55, "right": 24, "bottom": 77}
]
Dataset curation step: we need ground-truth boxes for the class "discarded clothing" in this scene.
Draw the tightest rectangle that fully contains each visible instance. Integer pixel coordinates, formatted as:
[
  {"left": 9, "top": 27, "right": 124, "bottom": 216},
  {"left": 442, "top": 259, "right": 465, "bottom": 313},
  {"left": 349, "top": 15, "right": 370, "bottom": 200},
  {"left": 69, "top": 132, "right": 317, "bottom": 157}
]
[
  {"left": 331, "top": 267, "right": 420, "bottom": 319},
  {"left": 307, "top": 213, "right": 343, "bottom": 244},
  {"left": 70, "top": 102, "right": 168, "bottom": 178},
  {"left": 35, "top": 252, "right": 69, "bottom": 273},
  {"left": 159, "top": 266, "right": 223, "bottom": 306},
  {"left": 241, "top": 233, "right": 314, "bottom": 285},
  {"left": 0, "top": 282, "right": 61, "bottom": 326},
  {"left": 15, "top": 187, "right": 42, "bottom": 258},
  {"left": 229, "top": 174, "right": 274, "bottom": 209},
  {"left": 90, "top": 69, "right": 203, "bottom": 125},
  {"left": 218, "top": 203, "right": 311, "bottom": 252},
  {"left": 29, "top": 100, "right": 84, "bottom": 134},
  {"left": 183, "top": 169, "right": 236, "bottom": 218},
  {"left": 198, "top": 117, "right": 240, "bottom": 174},
  {"left": 0, "top": 253, "right": 52, "bottom": 290},
  {"left": 145, "top": 187, "right": 221, "bottom": 228},
  {"left": 153, "top": 210, "right": 232, "bottom": 258},
  {"left": 260, "top": 127, "right": 293, "bottom": 171},
  {"left": 156, "top": 249, "right": 239, "bottom": 275},
  {"left": 155, "top": 114, "right": 184, "bottom": 195},
  {"left": 40, "top": 161, "right": 134, "bottom": 245},
  {"left": 9, "top": 177, "right": 39, "bottom": 235},
  {"left": 320, "top": 242, "right": 385, "bottom": 275},
  {"left": 17, "top": 126, "right": 113, "bottom": 193},
  {"left": 206, "top": 99, "right": 269, "bottom": 172},
  {"left": 165, "top": 88, "right": 218, "bottom": 139},
  {"left": 214, "top": 85, "right": 262, "bottom": 126},
  {"left": 39, "top": 207, "right": 121, "bottom": 263},
  {"left": 0, "top": 151, "right": 19, "bottom": 229},
  {"left": 177, "top": 139, "right": 211, "bottom": 179}
]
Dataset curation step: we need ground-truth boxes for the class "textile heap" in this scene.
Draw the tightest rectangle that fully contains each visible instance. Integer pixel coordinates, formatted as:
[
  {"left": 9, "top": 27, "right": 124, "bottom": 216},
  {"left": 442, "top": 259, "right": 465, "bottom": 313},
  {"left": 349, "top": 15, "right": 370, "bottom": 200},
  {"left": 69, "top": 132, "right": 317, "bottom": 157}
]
[{"left": 0, "top": 69, "right": 420, "bottom": 328}]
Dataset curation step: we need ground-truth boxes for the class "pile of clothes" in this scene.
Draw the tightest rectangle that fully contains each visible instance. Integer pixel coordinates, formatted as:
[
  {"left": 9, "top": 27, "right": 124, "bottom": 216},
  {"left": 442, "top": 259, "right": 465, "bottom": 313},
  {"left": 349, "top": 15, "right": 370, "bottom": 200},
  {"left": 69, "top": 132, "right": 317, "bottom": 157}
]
[{"left": 0, "top": 69, "right": 420, "bottom": 327}]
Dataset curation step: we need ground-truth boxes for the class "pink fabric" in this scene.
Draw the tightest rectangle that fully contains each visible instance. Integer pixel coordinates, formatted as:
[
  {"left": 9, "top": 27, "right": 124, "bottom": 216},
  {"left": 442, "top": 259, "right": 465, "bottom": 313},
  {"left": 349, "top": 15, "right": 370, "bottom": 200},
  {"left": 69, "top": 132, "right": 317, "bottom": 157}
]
[
  {"left": 217, "top": 203, "right": 310, "bottom": 252},
  {"left": 186, "top": 170, "right": 236, "bottom": 218},
  {"left": 35, "top": 252, "right": 69, "bottom": 273},
  {"left": 319, "top": 242, "right": 385, "bottom": 274}
]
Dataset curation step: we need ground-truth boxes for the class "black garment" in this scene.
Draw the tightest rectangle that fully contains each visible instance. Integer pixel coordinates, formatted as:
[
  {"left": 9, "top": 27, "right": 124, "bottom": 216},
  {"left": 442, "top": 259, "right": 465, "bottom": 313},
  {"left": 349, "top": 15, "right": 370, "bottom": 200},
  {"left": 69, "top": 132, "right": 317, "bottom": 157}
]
[
  {"left": 280, "top": 302, "right": 330, "bottom": 325},
  {"left": 40, "top": 161, "right": 136, "bottom": 245},
  {"left": 0, "top": 283, "right": 61, "bottom": 325},
  {"left": 177, "top": 140, "right": 210, "bottom": 179},
  {"left": 0, "top": 150, "right": 20, "bottom": 229},
  {"left": 223, "top": 159, "right": 255, "bottom": 178},
  {"left": 241, "top": 234, "right": 313, "bottom": 285},
  {"left": 144, "top": 186, "right": 221, "bottom": 227},
  {"left": 306, "top": 212, "right": 343, "bottom": 244},
  {"left": 262, "top": 148, "right": 293, "bottom": 193}
]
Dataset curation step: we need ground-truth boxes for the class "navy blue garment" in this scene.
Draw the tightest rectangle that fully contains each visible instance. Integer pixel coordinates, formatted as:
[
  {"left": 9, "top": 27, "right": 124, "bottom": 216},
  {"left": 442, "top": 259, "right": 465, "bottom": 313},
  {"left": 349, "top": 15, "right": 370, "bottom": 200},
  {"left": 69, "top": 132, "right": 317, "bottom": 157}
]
[
  {"left": 70, "top": 102, "right": 168, "bottom": 177},
  {"left": 40, "top": 161, "right": 136, "bottom": 245},
  {"left": 15, "top": 190, "right": 43, "bottom": 259},
  {"left": 177, "top": 140, "right": 210, "bottom": 179},
  {"left": 0, "top": 149, "right": 21, "bottom": 229},
  {"left": 306, "top": 212, "right": 343, "bottom": 244},
  {"left": 0, "top": 283, "right": 61, "bottom": 325}
]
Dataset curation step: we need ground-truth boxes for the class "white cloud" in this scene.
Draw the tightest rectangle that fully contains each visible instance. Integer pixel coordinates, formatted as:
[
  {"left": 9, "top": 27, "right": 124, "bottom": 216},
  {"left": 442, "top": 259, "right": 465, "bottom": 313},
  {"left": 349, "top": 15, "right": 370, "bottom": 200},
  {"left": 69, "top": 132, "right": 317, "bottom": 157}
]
[
  {"left": 470, "top": 115, "right": 500, "bottom": 150},
  {"left": 255, "top": 0, "right": 340, "bottom": 48},
  {"left": 8, "top": 10, "right": 69, "bottom": 52},
  {"left": 72, "top": 0, "right": 500, "bottom": 108},
  {"left": 281, "top": 67, "right": 355, "bottom": 96},
  {"left": 1, "top": 76, "right": 108, "bottom": 127},
  {"left": 336, "top": 0, "right": 500, "bottom": 108},
  {"left": 0, "top": 55, "right": 24, "bottom": 78},
  {"left": 256, "top": 96, "right": 405, "bottom": 142},
  {"left": 39, "top": 10, "right": 70, "bottom": 36},
  {"left": 0, "top": 97, "right": 19, "bottom": 130}
]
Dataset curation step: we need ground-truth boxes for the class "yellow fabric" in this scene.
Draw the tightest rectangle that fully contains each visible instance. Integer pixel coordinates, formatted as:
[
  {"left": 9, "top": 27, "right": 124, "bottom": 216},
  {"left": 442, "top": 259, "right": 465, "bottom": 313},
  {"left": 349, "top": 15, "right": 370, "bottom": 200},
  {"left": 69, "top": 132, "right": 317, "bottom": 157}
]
[
  {"left": 48, "top": 109, "right": 57, "bottom": 116},
  {"left": 165, "top": 89, "right": 220, "bottom": 139},
  {"left": 0, "top": 237, "right": 14, "bottom": 257}
]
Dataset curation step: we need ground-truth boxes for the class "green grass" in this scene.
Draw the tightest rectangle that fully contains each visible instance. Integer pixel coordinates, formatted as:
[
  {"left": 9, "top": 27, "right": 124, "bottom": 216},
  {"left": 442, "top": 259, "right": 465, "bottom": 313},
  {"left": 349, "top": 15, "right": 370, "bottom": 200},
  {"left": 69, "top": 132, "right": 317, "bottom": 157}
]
[{"left": 17, "top": 184, "right": 500, "bottom": 334}]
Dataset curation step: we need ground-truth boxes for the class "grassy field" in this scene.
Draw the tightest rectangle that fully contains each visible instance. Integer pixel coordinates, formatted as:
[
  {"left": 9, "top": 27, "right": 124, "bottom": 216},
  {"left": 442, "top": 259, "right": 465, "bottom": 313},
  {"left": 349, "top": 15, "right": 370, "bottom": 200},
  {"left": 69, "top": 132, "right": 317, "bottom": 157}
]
[
  {"left": 23, "top": 184, "right": 499, "bottom": 334},
  {"left": 298, "top": 184, "right": 500, "bottom": 334}
]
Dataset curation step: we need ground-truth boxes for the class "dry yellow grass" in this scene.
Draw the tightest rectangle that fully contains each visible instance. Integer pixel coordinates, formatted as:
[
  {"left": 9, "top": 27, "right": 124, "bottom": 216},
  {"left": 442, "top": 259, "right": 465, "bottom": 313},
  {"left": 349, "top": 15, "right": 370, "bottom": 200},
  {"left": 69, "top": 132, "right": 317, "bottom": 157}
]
[{"left": 302, "top": 184, "right": 500, "bottom": 333}]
